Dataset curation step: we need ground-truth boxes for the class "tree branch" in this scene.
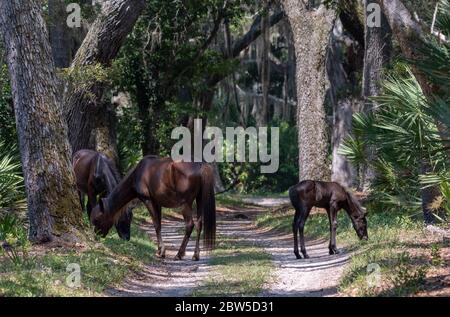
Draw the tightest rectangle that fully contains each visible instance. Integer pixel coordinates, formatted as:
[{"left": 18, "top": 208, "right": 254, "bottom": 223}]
[{"left": 231, "top": 11, "right": 285, "bottom": 57}]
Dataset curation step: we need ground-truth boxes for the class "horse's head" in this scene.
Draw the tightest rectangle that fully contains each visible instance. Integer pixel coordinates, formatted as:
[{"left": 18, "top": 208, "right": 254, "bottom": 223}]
[
  {"left": 90, "top": 198, "right": 114, "bottom": 238},
  {"left": 345, "top": 192, "right": 368, "bottom": 241},
  {"left": 114, "top": 207, "right": 133, "bottom": 241},
  {"left": 352, "top": 212, "right": 368, "bottom": 241}
]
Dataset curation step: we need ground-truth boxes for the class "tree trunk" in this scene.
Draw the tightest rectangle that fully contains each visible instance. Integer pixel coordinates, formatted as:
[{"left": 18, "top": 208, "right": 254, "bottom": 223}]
[
  {"left": 282, "top": 1, "right": 336, "bottom": 181},
  {"left": 48, "top": 0, "right": 88, "bottom": 68},
  {"left": 48, "top": 0, "right": 75, "bottom": 68},
  {"left": 213, "top": 163, "right": 225, "bottom": 193},
  {"left": 65, "top": 0, "right": 146, "bottom": 154},
  {"left": 0, "top": 0, "right": 84, "bottom": 243},
  {"left": 332, "top": 98, "right": 355, "bottom": 187},
  {"left": 362, "top": 0, "right": 392, "bottom": 188},
  {"left": 362, "top": 0, "right": 392, "bottom": 110},
  {"left": 327, "top": 19, "right": 357, "bottom": 187},
  {"left": 93, "top": 102, "right": 120, "bottom": 166},
  {"left": 283, "top": 19, "right": 297, "bottom": 122}
]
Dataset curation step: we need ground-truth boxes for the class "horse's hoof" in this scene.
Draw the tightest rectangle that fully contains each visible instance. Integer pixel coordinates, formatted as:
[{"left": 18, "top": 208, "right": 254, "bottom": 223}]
[
  {"left": 174, "top": 254, "right": 184, "bottom": 261},
  {"left": 294, "top": 252, "right": 302, "bottom": 260},
  {"left": 192, "top": 255, "right": 200, "bottom": 261},
  {"left": 329, "top": 248, "right": 340, "bottom": 255},
  {"left": 302, "top": 254, "right": 310, "bottom": 259}
]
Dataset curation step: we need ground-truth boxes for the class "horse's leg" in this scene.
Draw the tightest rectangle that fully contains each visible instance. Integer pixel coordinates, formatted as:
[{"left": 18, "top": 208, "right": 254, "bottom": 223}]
[
  {"left": 327, "top": 204, "right": 339, "bottom": 255},
  {"left": 143, "top": 199, "right": 165, "bottom": 258},
  {"left": 299, "top": 206, "right": 312, "bottom": 259},
  {"left": 192, "top": 215, "right": 202, "bottom": 261},
  {"left": 175, "top": 205, "right": 195, "bottom": 261},
  {"left": 87, "top": 188, "right": 96, "bottom": 218},
  {"left": 78, "top": 191, "right": 85, "bottom": 212},
  {"left": 293, "top": 208, "right": 302, "bottom": 259}
]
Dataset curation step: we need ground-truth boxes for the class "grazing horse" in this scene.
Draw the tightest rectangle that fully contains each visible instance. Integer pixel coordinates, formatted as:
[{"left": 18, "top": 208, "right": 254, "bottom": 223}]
[
  {"left": 72, "top": 149, "right": 133, "bottom": 241},
  {"left": 89, "top": 156, "right": 216, "bottom": 261},
  {"left": 289, "top": 180, "right": 368, "bottom": 259}
]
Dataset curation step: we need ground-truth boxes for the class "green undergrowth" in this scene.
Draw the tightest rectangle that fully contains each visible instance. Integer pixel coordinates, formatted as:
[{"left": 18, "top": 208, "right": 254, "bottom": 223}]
[{"left": 0, "top": 207, "right": 155, "bottom": 296}]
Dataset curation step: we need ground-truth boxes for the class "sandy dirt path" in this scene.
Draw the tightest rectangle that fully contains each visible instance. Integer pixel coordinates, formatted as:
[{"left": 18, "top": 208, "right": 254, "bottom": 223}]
[
  {"left": 107, "top": 197, "right": 349, "bottom": 297},
  {"left": 106, "top": 216, "right": 212, "bottom": 297}
]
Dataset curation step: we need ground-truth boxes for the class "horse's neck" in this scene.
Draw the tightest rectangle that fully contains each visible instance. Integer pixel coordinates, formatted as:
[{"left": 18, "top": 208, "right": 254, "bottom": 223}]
[{"left": 105, "top": 171, "right": 136, "bottom": 216}]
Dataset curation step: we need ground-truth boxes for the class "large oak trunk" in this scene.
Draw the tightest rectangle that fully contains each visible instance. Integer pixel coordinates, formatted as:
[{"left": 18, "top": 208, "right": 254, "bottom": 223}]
[
  {"left": 0, "top": 0, "right": 84, "bottom": 243},
  {"left": 282, "top": 1, "right": 336, "bottom": 181}
]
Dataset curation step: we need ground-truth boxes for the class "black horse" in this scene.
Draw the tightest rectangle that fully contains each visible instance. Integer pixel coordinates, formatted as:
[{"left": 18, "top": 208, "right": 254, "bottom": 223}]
[
  {"left": 289, "top": 180, "right": 368, "bottom": 259},
  {"left": 72, "top": 149, "right": 133, "bottom": 241}
]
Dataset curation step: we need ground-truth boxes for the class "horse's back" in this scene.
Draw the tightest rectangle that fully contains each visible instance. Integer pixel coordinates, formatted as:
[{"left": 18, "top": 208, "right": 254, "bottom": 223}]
[
  {"left": 72, "top": 149, "right": 97, "bottom": 166},
  {"left": 136, "top": 157, "right": 203, "bottom": 207},
  {"left": 72, "top": 150, "right": 99, "bottom": 192},
  {"left": 289, "top": 180, "right": 347, "bottom": 208}
]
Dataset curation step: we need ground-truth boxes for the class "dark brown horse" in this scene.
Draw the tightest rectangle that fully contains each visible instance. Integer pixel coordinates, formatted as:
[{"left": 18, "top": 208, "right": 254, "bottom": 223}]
[
  {"left": 89, "top": 156, "right": 216, "bottom": 261},
  {"left": 289, "top": 180, "right": 368, "bottom": 259},
  {"left": 72, "top": 149, "right": 133, "bottom": 241}
]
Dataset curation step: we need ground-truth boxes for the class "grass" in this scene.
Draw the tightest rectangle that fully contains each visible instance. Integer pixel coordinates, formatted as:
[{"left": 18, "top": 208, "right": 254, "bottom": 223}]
[
  {"left": 255, "top": 206, "right": 444, "bottom": 297},
  {"left": 0, "top": 208, "right": 156, "bottom": 296},
  {"left": 215, "top": 194, "right": 249, "bottom": 209},
  {"left": 192, "top": 236, "right": 273, "bottom": 297},
  {"left": 337, "top": 213, "right": 434, "bottom": 296}
]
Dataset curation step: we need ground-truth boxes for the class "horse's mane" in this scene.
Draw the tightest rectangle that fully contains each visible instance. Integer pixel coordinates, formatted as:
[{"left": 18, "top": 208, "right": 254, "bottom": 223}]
[
  {"left": 105, "top": 158, "right": 122, "bottom": 183},
  {"left": 343, "top": 187, "right": 366, "bottom": 217},
  {"left": 97, "top": 154, "right": 122, "bottom": 188}
]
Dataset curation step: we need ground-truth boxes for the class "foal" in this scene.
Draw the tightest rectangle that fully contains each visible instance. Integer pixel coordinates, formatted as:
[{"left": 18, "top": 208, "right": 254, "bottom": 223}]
[
  {"left": 289, "top": 180, "right": 368, "bottom": 259},
  {"left": 72, "top": 149, "right": 133, "bottom": 240}
]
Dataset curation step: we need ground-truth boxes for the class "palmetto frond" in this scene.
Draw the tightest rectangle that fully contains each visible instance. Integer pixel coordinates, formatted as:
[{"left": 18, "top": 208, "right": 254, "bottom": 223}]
[
  {"left": 0, "top": 142, "right": 26, "bottom": 217},
  {"left": 435, "top": 0, "right": 450, "bottom": 38}
]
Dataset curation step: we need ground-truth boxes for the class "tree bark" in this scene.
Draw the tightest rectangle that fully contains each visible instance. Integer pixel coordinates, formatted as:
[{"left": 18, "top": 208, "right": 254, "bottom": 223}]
[
  {"left": 65, "top": 0, "right": 146, "bottom": 154},
  {"left": 48, "top": 0, "right": 88, "bottom": 68},
  {"left": 363, "top": 0, "right": 392, "bottom": 111},
  {"left": 327, "top": 21, "right": 356, "bottom": 187},
  {"left": 0, "top": 0, "right": 84, "bottom": 243},
  {"left": 361, "top": 0, "right": 392, "bottom": 189},
  {"left": 93, "top": 102, "right": 120, "bottom": 166},
  {"left": 331, "top": 98, "right": 355, "bottom": 187},
  {"left": 282, "top": 1, "right": 336, "bottom": 181}
]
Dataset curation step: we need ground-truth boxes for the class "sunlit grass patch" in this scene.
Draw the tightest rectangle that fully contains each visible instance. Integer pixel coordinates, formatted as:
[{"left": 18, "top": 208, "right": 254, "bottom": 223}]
[{"left": 192, "top": 237, "right": 273, "bottom": 297}]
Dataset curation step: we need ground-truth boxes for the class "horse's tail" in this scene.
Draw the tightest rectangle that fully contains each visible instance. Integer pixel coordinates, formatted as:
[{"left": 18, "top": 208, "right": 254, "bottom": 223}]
[
  {"left": 197, "top": 164, "right": 216, "bottom": 250},
  {"left": 344, "top": 187, "right": 366, "bottom": 216}
]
